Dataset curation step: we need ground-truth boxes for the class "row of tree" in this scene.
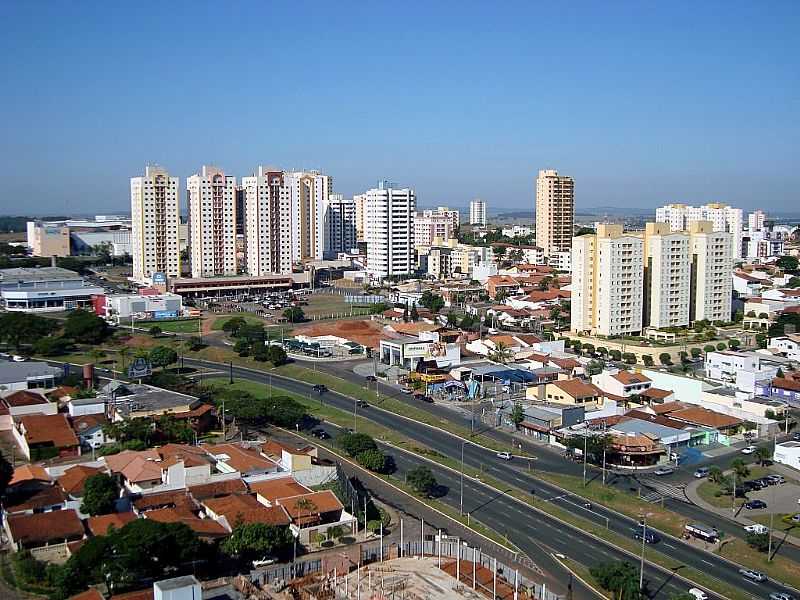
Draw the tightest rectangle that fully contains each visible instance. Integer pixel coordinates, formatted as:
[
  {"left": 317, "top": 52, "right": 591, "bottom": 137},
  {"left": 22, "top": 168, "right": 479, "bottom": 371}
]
[{"left": 0, "top": 309, "right": 111, "bottom": 353}]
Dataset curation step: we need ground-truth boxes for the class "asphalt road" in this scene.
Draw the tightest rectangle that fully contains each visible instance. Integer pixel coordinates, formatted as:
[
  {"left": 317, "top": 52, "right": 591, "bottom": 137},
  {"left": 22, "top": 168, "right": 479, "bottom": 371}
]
[{"left": 185, "top": 357, "right": 797, "bottom": 599}]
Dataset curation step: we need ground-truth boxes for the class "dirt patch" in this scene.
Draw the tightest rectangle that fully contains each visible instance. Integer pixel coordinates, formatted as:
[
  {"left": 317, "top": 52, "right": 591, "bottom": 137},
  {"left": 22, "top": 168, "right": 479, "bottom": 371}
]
[{"left": 293, "top": 318, "right": 388, "bottom": 348}]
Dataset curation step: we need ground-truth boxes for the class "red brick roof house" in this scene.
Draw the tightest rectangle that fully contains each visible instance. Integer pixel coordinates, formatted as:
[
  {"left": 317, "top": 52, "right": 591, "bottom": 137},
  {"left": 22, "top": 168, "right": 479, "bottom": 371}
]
[
  {"left": 13, "top": 413, "right": 80, "bottom": 461},
  {"left": 4, "top": 509, "right": 85, "bottom": 551}
]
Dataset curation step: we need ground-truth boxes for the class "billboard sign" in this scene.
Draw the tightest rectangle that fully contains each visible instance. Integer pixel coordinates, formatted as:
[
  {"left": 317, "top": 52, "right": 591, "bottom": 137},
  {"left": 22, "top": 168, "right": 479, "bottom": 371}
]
[
  {"left": 128, "top": 357, "right": 152, "bottom": 379},
  {"left": 152, "top": 272, "right": 167, "bottom": 285}
]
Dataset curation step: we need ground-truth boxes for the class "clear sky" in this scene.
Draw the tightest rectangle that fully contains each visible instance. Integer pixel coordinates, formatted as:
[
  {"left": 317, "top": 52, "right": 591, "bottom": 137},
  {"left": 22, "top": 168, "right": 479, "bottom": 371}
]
[{"left": 1, "top": 0, "right": 798, "bottom": 215}]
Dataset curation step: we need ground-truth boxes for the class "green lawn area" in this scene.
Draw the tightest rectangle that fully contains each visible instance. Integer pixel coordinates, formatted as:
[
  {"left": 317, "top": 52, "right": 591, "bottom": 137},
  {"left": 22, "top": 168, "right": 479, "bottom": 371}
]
[
  {"left": 696, "top": 465, "right": 772, "bottom": 509},
  {"left": 211, "top": 314, "right": 269, "bottom": 330},
  {"left": 302, "top": 292, "right": 376, "bottom": 319},
  {"left": 752, "top": 513, "right": 799, "bottom": 532},
  {"left": 140, "top": 319, "right": 201, "bottom": 334}
]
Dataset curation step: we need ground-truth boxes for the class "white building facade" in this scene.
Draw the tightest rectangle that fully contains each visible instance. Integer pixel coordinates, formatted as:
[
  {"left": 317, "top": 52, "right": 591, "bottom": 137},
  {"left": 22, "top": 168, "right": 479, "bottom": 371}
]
[
  {"left": 243, "top": 167, "right": 291, "bottom": 275},
  {"left": 187, "top": 166, "right": 237, "bottom": 278},
  {"left": 469, "top": 199, "right": 486, "bottom": 226},
  {"left": 655, "top": 203, "right": 743, "bottom": 258},
  {"left": 644, "top": 223, "right": 690, "bottom": 329},
  {"left": 323, "top": 194, "right": 357, "bottom": 258},
  {"left": 364, "top": 181, "right": 416, "bottom": 279},
  {"left": 131, "top": 166, "right": 181, "bottom": 282},
  {"left": 689, "top": 221, "right": 733, "bottom": 323}
]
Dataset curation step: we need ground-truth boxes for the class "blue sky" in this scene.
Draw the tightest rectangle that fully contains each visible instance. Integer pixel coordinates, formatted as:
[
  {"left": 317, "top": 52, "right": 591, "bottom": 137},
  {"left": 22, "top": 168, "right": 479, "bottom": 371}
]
[{"left": 1, "top": 0, "right": 798, "bottom": 214}]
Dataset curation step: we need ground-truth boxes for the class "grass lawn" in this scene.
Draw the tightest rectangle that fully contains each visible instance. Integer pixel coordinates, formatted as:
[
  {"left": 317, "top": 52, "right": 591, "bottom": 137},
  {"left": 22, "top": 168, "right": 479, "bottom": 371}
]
[
  {"left": 211, "top": 314, "right": 269, "bottom": 330},
  {"left": 696, "top": 465, "right": 772, "bottom": 509},
  {"left": 303, "top": 292, "right": 375, "bottom": 319},
  {"left": 718, "top": 537, "right": 800, "bottom": 590},
  {"left": 139, "top": 318, "right": 201, "bottom": 334},
  {"left": 752, "top": 513, "right": 799, "bottom": 532}
]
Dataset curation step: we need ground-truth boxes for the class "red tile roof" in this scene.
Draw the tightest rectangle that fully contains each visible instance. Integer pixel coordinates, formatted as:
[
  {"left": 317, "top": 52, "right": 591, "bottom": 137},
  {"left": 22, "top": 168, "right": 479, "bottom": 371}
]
[
  {"left": 3, "top": 483, "right": 66, "bottom": 513},
  {"left": 68, "top": 589, "right": 104, "bottom": 600},
  {"left": 7, "top": 509, "right": 85, "bottom": 546},
  {"left": 204, "top": 443, "right": 277, "bottom": 473},
  {"left": 19, "top": 413, "right": 79, "bottom": 448},
  {"left": 551, "top": 379, "right": 601, "bottom": 399},
  {"left": 8, "top": 464, "right": 51, "bottom": 486},
  {"left": 613, "top": 371, "right": 652, "bottom": 385},
  {"left": 249, "top": 477, "right": 311, "bottom": 503},
  {"left": 59, "top": 465, "right": 104, "bottom": 496},
  {"left": 202, "top": 493, "right": 290, "bottom": 527},
  {"left": 86, "top": 512, "right": 137, "bottom": 536},
  {"left": 188, "top": 478, "right": 248, "bottom": 500},
  {"left": 668, "top": 406, "right": 743, "bottom": 429},
  {"left": 4, "top": 390, "right": 50, "bottom": 407}
]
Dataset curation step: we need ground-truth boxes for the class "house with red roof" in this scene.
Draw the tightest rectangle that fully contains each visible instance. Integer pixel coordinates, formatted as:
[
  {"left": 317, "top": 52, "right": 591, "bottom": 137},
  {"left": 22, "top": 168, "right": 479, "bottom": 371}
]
[{"left": 13, "top": 413, "right": 80, "bottom": 460}]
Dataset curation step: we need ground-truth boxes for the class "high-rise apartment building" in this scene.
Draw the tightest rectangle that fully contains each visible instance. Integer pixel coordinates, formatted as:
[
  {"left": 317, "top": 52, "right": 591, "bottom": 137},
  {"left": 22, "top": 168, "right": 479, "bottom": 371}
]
[
  {"left": 364, "top": 181, "right": 416, "bottom": 279},
  {"left": 323, "top": 194, "right": 357, "bottom": 258},
  {"left": 643, "top": 223, "right": 690, "bottom": 329},
  {"left": 187, "top": 166, "right": 237, "bottom": 278},
  {"left": 748, "top": 210, "right": 766, "bottom": 233},
  {"left": 655, "top": 203, "right": 743, "bottom": 258},
  {"left": 130, "top": 165, "right": 180, "bottom": 282},
  {"left": 414, "top": 212, "right": 456, "bottom": 246},
  {"left": 571, "top": 224, "right": 644, "bottom": 336},
  {"left": 421, "top": 206, "right": 460, "bottom": 231},
  {"left": 469, "top": 199, "right": 486, "bottom": 226},
  {"left": 242, "top": 167, "right": 290, "bottom": 275},
  {"left": 535, "top": 169, "right": 574, "bottom": 257},
  {"left": 353, "top": 194, "right": 367, "bottom": 242},
  {"left": 284, "top": 171, "right": 331, "bottom": 265},
  {"left": 689, "top": 221, "right": 733, "bottom": 323}
]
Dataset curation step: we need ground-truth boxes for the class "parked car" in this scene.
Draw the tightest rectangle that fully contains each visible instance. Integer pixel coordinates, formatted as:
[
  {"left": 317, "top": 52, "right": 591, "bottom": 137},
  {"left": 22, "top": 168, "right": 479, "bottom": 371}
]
[
  {"left": 738, "top": 568, "right": 767, "bottom": 582},
  {"left": 743, "top": 480, "right": 764, "bottom": 492},
  {"left": 311, "top": 429, "right": 330, "bottom": 439},
  {"left": 744, "top": 524, "right": 769, "bottom": 534},
  {"left": 365, "top": 375, "right": 377, "bottom": 382},
  {"left": 11, "top": 355, "right": 27, "bottom": 362},
  {"left": 496, "top": 452, "right": 513, "bottom": 461},
  {"left": 633, "top": 529, "right": 661, "bottom": 544},
  {"left": 688, "top": 588, "right": 708, "bottom": 600},
  {"left": 356, "top": 400, "right": 369, "bottom": 408},
  {"left": 792, "top": 514, "right": 800, "bottom": 523},
  {"left": 653, "top": 467, "right": 675, "bottom": 476},
  {"left": 401, "top": 387, "right": 414, "bottom": 394},
  {"left": 693, "top": 467, "right": 710, "bottom": 478},
  {"left": 312, "top": 384, "right": 328, "bottom": 394},
  {"left": 766, "top": 474, "right": 785, "bottom": 485},
  {"left": 741, "top": 445, "right": 758, "bottom": 454},
  {"left": 744, "top": 500, "right": 767, "bottom": 510}
]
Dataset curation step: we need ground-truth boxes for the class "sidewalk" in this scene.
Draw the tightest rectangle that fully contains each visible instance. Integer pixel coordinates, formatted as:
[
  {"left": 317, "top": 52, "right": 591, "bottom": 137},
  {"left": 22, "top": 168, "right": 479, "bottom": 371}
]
[{"left": 685, "top": 470, "right": 800, "bottom": 548}]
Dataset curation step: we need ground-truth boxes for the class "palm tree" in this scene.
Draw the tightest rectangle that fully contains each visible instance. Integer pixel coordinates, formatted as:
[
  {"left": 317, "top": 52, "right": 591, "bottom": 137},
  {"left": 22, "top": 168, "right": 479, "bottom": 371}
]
[
  {"left": 117, "top": 347, "right": 132, "bottom": 373},
  {"left": 708, "top": 465, "right": 723, "bottom": 484},
  {"left": 489, "top": 341, "right": 513, "bottom": 365},
  {"left": 755, "top": 446, "right": 771, "bottom": 466},
  {"left": 731, "top": 458, "right": 750, "bottom": 480},
  {"left": 294, "top": 498, "right": 318, "bottom": 526}
]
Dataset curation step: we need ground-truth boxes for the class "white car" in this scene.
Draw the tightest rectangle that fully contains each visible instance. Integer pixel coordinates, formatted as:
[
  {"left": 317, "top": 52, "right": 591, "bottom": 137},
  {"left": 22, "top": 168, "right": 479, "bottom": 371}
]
[
  {"left": 744, "top": 524, "right": 769, "bottom": 534},
  {"left": 11, "top": 355, "right": 27, "bottom": 362},
  {"left": 496, "top": 452, "right": 513, "bottom": 461},
  {"left": 741, "top": 445, "right": 758, "bottom": 454},
  {"left": 688, "top": 588, "right": 708, "bottom": 600}
]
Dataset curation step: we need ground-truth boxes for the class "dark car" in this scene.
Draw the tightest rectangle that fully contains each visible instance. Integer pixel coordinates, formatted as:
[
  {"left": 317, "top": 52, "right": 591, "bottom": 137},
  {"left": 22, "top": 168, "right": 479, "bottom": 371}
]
[
  {"left": 420, "top": 395, "right": 434, "bottom": 403},
  {"left": 743, "top": 480, "right": 763, "bottom": 492},
  {"left": 744, "top": 500, "right": 767, "bottom": 510},
  {"left": 311, "top": 429, "right": 330, "bottom": 439},
  {"left": 365, "top": 375, "right": 377, "bottom": 382},
  {"left": 413, "top": 393, "right": 425, "bottom": 401},
  {"left": 312, "top": 384, "right": 328, "bottom": 394},
  {"left": 633, "top": 530, "right": 661, "bottom": 544},
  {"left": 356, "top": 400, "right": 369, "bottom": 408}
]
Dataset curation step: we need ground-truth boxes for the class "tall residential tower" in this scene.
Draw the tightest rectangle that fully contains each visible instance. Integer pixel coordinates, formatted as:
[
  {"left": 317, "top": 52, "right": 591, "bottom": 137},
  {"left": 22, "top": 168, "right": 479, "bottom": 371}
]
[
  {"left": 364, "top": 181, "right": 416, "bottom": 279},
  {"left": 187, "top": 166, "right": 237, "bottom": 278},
  {"left": 130, "top": 165, "right": 180, "bottom": 282},
  {"left": 535, "top": 169, "right": 574, "bottom": 257}
]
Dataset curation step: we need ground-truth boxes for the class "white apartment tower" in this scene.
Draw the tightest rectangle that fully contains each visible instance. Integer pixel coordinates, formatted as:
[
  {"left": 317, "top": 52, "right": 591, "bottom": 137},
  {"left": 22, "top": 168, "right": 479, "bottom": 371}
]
[
  {"left": 242, "top": 167, "right": 291, "bottom": 275},
  {"left": 689, "top": 221, "right": 733, "bottom": 323},
  {"left": 643, "top": 223, "right": 691, "bottom": 329},
  {"left": 130, "top": 165, "right": 180, "bottom": 282},
  {"left": 655, "top": 203, "right": 743, "bottom": 258},
  {"left": 187, "top": 166, "right": 237, "bottom": 278},
  {"left": 364, "top": 181, "right": 416, "bottom": 279},
  {"left": 323, "top": 194, "right": 357, "bottom": 257},
  {"left": 536, "top": 169, "right": 575, "bottom": 257},
  {"left": 748, "top": 210, "right": 766, "bottom": 233},
  {"left": 571, "top": 224, "right": 644, "bottom": 337},
  {"left": 469, "top": 199, "right": 487, "bottom": 226},
  {"left": 285, "top": 170, "right": 331, "bottom": 264},
  {"left": 422, "top": 206, "right": 460, "bottom": 231},
  {"left": 353, "top": 194, "right": 367, "bottom": 242}
]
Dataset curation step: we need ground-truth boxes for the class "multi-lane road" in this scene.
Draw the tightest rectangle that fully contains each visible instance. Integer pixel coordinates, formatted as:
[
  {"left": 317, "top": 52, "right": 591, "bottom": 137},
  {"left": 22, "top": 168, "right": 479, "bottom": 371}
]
[{"left": 185, "top": 357, "right": 798, "bottom": 600}]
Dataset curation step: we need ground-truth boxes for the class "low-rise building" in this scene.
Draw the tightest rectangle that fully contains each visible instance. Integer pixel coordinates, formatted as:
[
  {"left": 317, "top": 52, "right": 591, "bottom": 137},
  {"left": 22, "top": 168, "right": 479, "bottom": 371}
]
[
  {"left": 542, "top": 379, "right": 604, "bottom": 408},
  {"left": 99, "top": 293, "right": 184, "bottom": 323},
  {"left": 0, "top": 361, "right": 62, "bottom": 393},
  {"left": 768, "top": 335, "right": 800, "bottom": 361},
  {"left": 774, "top": 441, "right": 800, "bottom": 471},
  {"left": 591, "top": 370, "right": 652, "bottom": 398},
  {"left": 704, "top": 351, "right": 782, "bottom": 394},
  {"left": 4, "top": 509, "right": 85, "bottom": 554},
  {"left": 13, "top": 413, "right": 80, "bottom": 460},
  {"left": 0, "top": 267, "right": 103, "bottom": 313}
]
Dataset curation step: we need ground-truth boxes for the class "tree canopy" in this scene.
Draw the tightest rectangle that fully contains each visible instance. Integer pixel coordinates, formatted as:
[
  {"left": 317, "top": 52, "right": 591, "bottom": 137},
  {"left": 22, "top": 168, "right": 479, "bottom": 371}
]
[
  {"left": 80, "top": 473, "right": 119, "bottom": 516},
  {"left": 149, "top": 345, "right": 178, "bottom": 369},
  {"left": 407, "top": 465, "right": 437, "bottom": 496},
  {"left": 63, "top": 309, "right": 111, "bottom": 344},
  {"left": 0, "top": 312, "right": 57, "bottom": 349},
  {"left": 589, "top": 561, "right": 641, "bottom": 600},
  {"left": 222, "top": 522, "right": 294, "bottom": 560}
]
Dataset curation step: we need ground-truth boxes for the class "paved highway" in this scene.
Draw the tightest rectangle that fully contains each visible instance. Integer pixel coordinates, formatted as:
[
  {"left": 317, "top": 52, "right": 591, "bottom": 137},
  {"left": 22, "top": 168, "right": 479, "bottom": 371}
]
[{"left": 186, "top": 358, "right": 796, "bottom": 599}]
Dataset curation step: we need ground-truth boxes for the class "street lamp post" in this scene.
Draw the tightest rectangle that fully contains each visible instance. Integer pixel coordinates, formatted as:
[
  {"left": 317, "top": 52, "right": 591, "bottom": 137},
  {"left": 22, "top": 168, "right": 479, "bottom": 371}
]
[
  {"left": 582, "top": 431, "right": 588, "bottom": 487},
  {"left": 460, "top": 440, "right": 465, "bottom": 515},
  {"left": 639, "top": 512, "right": 652, "bottom": 593}
]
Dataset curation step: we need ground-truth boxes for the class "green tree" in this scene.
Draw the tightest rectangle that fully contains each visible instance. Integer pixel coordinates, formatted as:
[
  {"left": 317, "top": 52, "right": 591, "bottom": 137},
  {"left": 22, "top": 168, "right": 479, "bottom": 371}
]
[
  {"left": 755, "top": 446, "right": 771, "bottom": 466},
  {"left": 338, "top": 432, "right": 378, "bottom": 457},
  {"left": 489, "top": 341, "right": 513, "bottom": 364},
  {"left": 0, "top": 450, "right": 13, "bottom": 497},
  {"left": 222, "top": 316, "right": 248, "bottom": 336},
  {"left": 572, "top": 340, "right": 583, "bottom": 354},
  {"left": 149, "top": 345, "right": 178, "bottom": 370},
  {"left": 703, "top": 344, "right": 716, "bottom": 354},
  {"left": 356, "top": 449, "right": 390, "bottom": 473},
  {"left": 728, "top": 338, "right": 741, "bottom": 350},
  {"left": 716, "top": 342, "right": 727, "bottom": 351},
  {"left": 32, "top": 335, "right": 71, "bottom": 356},
  {"left": 775, "top": 255, "right": 799, "bottom": 272},
  {"left": 0, "top": 312, "right": 57, "bottom": 349},
  {"left": 707, "top": 465, "right": 723, "bottom": 484},
  {"left": 447, "top": 312, "right": 459, "bottom": 326},
  {"left": 609, "top": 349, "right": 622, "bottom": 361},
  {"left": 731, "top": 458, "right": 750, "bottom": 479},
  {"left": 148, "top": 325, "right": 163, "bottom": 337},
  {"left": 419, "top": 290, "right": 445, "bottom": 313},
  {"left": 679, "top": 351, "right": 689, "bottom": 364},
  {"left": 597, "top": 347, "right": 608, "bottom": 358},
  {"left": 410, "top": 304, "right": 419, "bottom": 322},
  {"left": 184, "top": 336, "right": 205, "bottom": 351},
  {"left": 266, "top": 345, "right": 288, "bottom": 366},
  {"left": 746, "top": 532, "right": 770, "bottom": 553},
  {"left": 63, "top": 309, "right": 110, "bottom": 344},
  {"left": 80, "top": 473, "right": 119, "bottom": 516},
  {"left": 690, "top": 347, "right": 702, "bottom": 359},
  {"left": 510, "top": 402, "right": 525, "bottom": 429},
  {"left": 623, "top": 352, "right": 637, "bottom": 364},
  {"left": 659, "top": 352, "right": 672, "bottom": 365},
  {"left": 283, "top": 306, "right": 306, "bottom": 322},
  {"left": 407, "top": 466, "right": 437, "bottom": 496},
  {"left": 642, "top": 354, "right": 654, "bottom": 367},
  {"left": 589, "top": 561, "right": 641, "bottom": 600},
  {"left": 222, "top": 522, "right": 294, "bottom": 560}
]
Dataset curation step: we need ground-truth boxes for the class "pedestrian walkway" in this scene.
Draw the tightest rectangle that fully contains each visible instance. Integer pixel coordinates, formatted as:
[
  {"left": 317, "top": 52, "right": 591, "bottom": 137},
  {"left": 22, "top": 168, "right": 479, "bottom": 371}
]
[{"left": 637, "top": 476, "right": 690, "bottom": 503}]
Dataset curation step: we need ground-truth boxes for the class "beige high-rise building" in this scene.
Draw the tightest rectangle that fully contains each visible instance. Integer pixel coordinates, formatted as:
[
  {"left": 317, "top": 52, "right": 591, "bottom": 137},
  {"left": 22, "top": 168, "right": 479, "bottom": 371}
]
[
  {"left": 689, "top": 221, "right": 733, "bottom": 322},
  {"left": 535, "top": 169, "right": 574, "bottom": 257},
  {"left": 285, "top": 171, "right": 331, "bottom": 264},
  {"left": 187, "top": 166, "right": 237, "bottom": 278},
  {"left": 130, "top": 165, "right": 180, "bottom": 283},
  {"left": 643, "top": 223, "right": 691, "bottom": 329},
  {"left": 571, "top": 224, "right": 644, "bottom": 336},
  {"left": 354, "top": 194, "right": 366, "bottom": 242},
  {"left": 242, "top": 167, "right": 290, "bottom": 275},
  {"left": 28, "top": 223, "right": 71, "bottom": 257}
]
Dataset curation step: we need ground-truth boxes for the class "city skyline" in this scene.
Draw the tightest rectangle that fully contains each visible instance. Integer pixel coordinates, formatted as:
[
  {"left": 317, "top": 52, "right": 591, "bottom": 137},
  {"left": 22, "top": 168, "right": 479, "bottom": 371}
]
[{"left": 1, "top": 1, "right": 798, "bottom": 215}]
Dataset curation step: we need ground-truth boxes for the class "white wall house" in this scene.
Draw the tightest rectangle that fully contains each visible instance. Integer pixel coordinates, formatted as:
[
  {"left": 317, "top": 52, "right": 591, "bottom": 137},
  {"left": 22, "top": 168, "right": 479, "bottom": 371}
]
[{"left": 705, "top": 351, "right": 780, "bottom": 394}]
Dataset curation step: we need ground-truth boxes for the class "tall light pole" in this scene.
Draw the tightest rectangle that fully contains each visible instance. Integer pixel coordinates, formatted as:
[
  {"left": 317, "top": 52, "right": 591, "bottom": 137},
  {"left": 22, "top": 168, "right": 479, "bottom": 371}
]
[
  {"left": 639, "top": 512, "right": 652, "bottom": 593},
  {"left": 582, "top": 431, "right": 588, "bottom": 487},
  {"left": 460, "top": 440, "right": 465, "bottom": 515}
]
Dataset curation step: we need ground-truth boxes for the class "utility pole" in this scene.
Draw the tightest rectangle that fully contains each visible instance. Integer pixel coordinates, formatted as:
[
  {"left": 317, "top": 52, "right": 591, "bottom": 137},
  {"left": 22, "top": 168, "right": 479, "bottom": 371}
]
[
  {"left": 460, "top": 440, "right": 465, "bottom": 515},
  {"left": 639, "top": 513, "right": 651, "bottom": 593},
  {"left": 582, "top": 431, "right": 588, "bottom": 487}
]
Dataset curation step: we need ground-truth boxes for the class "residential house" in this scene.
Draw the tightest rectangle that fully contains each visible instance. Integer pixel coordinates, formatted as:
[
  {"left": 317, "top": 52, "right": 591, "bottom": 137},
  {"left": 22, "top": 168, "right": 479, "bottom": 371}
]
[
  {"left": 768, "top": 335, "right": 800, "bottom": 361},
  {"left": 541, "top": 379, "right": 604, "bottom": 408},
  {"left": 261, "top": 440, "right": 318, "bottom": 473},
  {"left": 591, "top": 370, "right": 653, "bottom": 398},
  {"left": 756, "top": 375, "right": 800, "bottom": 408},
  {"left": 204, "top": 443, "right": 280, "bottom": 479},
  {"left": 0, "top": 390, "right": 58, "bottom": 431},
  {"left": 86, "top": 512, "right": 137, "bottom": 536},
  {"left": 485, "top": 275, "right": 521, "bottom": 299},
  {"left": 70, "top": 414, "right": 110, "bottom": 450},
  {"left": 4, "top": 509, "right": 85, "bottom": 554},
  {"left": 201, "top": 493, "right": 291, "bottom": 531},
  {"left": 58, "top": 465, "right": 104, "bottom": 500},
  {"left": 705, "top": 351, "right": 782, "bottom": 394},
  {"left": 13, "top": 413, "right": 80, "bottom": 460}
]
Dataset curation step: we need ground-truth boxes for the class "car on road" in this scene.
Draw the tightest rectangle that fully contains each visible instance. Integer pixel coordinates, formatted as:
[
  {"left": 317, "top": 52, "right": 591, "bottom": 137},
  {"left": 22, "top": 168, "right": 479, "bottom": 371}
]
[
  {"left": 401, "top": 387, "right": 413, "bottom": 394},
  {"left": 11, "top": 355, "right": 27, "bottom": 362},
  {"left": 356, "top": 400, "right": 369, "bottom": 408},
  {"left": 688, "top": 588, "right": 708, "bottom": 600},
  {"left": 744, "top": 500, "right": 767, "bottom": 510},
  {"left": 653, "top": 467, "right": 675, "bottom": 476},
  {"left": 693, "top": 467, "right": 710, "bottom": 478},
  {"left": 496, "top": 452, "right": 513, "bottom": 461},
  {"left": 420, "top": 395, "right": 434, "bottom": 403},
  {"left": 311, "top": 429, "right": 330, "bottom": 439},
  {"left": 633, "top": 529, "right": 661, "bottom": 544},
  {"left": 744, "top": 524, "right": 769, "bottom": 534},
  {"left": 365, "top": 375, "right": 377, "bottom": 382},
  {"left": 769, "top": 593, "right": 794, "bottom": 600},
  {"left": 583, "top": 501, "right": 592, "bottom": 510},
  {"left": 766, "top": 474, "right": 785, "bottom": 485},
  {"left": 741, "top": 445, "right": 758, "bottom": 454},
  {"left": 738, "top": 568, "right": 767, "bottom": 582},
  {"left": 792, "top": 513, "right": 800, "bottom": 523},
  {"left": 312, "top": 384, "right": 327, "bottom": 394},
  {"left": 793, "top": 432, "right": 800, "bottom": 441}
]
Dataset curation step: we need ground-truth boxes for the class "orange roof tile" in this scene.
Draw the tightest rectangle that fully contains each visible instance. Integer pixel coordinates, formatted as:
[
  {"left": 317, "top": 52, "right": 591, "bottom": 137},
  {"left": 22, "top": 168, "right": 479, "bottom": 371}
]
[
  {"left": 8, "top": 464, "right": 51, "bottom": 487},
  {"left": 202, "top": 493, "right": 290, "bottom": 527},
  {"left": 551, "top": 379, "right": 601, "bottom": 399},
  {"left": 204, "top": 443, "right": 277, "bottom": 473},
  {"left": 59, "top": 465, "right": 104, "bottom": 496},
  {"left": 19, "top": 414, "right": 79, "bottom": 448},
  {"left": 276, "top": 490, "right": 344, "bottom": 519},
  {"left": 86, "top": 512, "right": 137, "bottom": 536},
  {"left": 7, "top": 509, "right": 85, "bottom": 546},
  {"left": 668, "top": 406, "right": 743, "bottom": 429},
  {"left": 188, "top": 478, "right": 248, "bottom": 500},
  {"left": 249, "top": 477, "right": 311, "bottom": 502},
  {"left": 613, "top": 371, "right": 652, "bottom": 385}
]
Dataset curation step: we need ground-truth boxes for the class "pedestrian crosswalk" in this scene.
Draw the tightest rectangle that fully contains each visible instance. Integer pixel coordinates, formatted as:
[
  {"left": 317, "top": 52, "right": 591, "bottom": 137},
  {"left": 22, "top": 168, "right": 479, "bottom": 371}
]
[{"left": 637, "top": 477, "right": 690, "bottom": 503}]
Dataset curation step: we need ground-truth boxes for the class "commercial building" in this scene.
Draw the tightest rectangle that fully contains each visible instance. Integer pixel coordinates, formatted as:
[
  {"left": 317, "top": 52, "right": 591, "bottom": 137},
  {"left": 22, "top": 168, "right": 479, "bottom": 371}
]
[
  {"left": 27, "top": 224, "right": 70, "bottom": 257},
  {"left": 364, "top": 181, "right": 416, "bottom": 279},
  {"left": 98, "top": 293, "right": 183, "bottom": 322},
  {"left": 571, "top": 224, "right": 644, "bottom": 336},
  {"left": 535, "top": 169, "right": 574, "bottom": 257},
  {"left": 0, "top": 362, "right": 61, "bottom": 393},
  {"left": 27, "top": 217, "right": 133, "bottom": 258},
  {"left": 323, "top": 193, "right": 357, "bottom": 258},
  {"left": 131, "top": 165, "right": 181, "bottom": 282},
  {"left": 688, "top": 221, "right": 733, "bottom": 322},
  {"left": 643, "top": 222, "right": 691, "bottom": 329},
  {"left": 187, "top": 165, "right": 237, "bottom": 278},
  {"left": 469, "top": 199, "right": 486, "bottom": 226},
  {"left": 774, "top": 441, "right": 800, "bottom": 471},
  {"left": 655, "top": 203, "right": 743, "bottom": 258},
  {"left": 0, "top": 267, "right": 103, "bottom": 313}
]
